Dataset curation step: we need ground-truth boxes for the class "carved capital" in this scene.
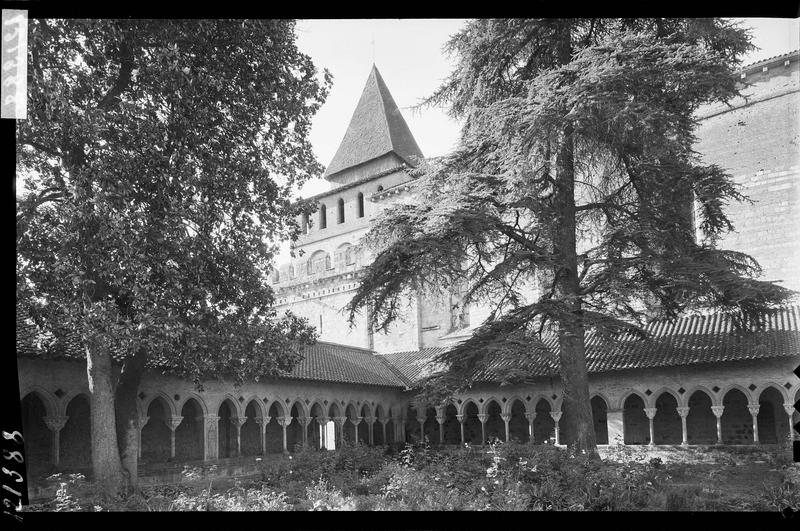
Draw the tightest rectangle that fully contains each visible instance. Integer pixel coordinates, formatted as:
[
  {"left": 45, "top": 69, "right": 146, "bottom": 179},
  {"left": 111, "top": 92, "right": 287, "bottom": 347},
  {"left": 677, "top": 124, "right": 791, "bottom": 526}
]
[
  {"left": 234, "top": 417, "right": 248, "bottom": 428},
  {"left": 747, "top": 405, "right": 761, "bottom": 417},
  {"left": 549, "top": 411, "right": 562, "bottom": 422},
  {"left": 139, "top": 415, "right": 151, "bottom": 428},
  {"left": 477, "top": 414, "right": 489, "bottom": 423},
  {"left": 297, "top": 416, "right": 312, "bottom": 428},
  {"left": 333, "top": 416, "right": 347, "bottom": 427},
  {"left": 255, "top": 417, "right": 269, "bottom": 427},
  {"left": 43, "top": 415, "right": 68, "bottom": 433},
  {"left": 456, "top": 414, "right": 465, "bottom": 423},
  {"left": 350, "top": 416, "right": 363, "bottom": 427},
  {"left": 524, "top": 412, "right": 537, "bottom": 422},
  {"left": 318, "top": 416, "right": 330, "bottom": 425},
  {"left": 277, "top": 416, "right": 292, "bottom": 428},
  {"left": 643, "top": 408, "right": 658, "bottom": 420},
  {"left": 204, "top": 414, "right": 220, "bottom": 424},
  {"left": 710, "top": 406, "right": 725, "bottom": 418},
  {"left": 500, "top": 414, "right": 511, "bottom": 423},
  {"left": 364, "top": 416, "right": 376, "bottom": 425},
  {"left": 783, "top": 403, "right": 796, "bottom": 417},
  {"left": 168, "top": 416, "right": 184, "bottom": 431},
  {"left": 676, "top": 407, "right": 690, "bottom": 418},
  {"left": 435, "top": 416, "right": 446, "bottom": 425},
  {"left": 378, "top": 417, "right": 390, "bottom": 426}
]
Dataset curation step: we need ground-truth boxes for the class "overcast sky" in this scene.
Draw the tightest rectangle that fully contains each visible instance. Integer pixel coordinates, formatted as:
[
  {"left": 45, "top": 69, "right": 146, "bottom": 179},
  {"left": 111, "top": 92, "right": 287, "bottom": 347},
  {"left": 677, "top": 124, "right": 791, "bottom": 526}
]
[{"left": 293, "top": 17, "right": 800, "bottom": 201}]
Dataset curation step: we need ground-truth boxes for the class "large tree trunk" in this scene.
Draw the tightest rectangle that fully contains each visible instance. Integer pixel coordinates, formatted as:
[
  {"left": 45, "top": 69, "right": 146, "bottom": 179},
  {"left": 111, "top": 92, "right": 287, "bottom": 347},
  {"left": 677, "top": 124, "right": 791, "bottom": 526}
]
[
  {"left": 552, "top": 20, "right": 597, "bottom": 457},
  {"left": 85, "top": 339, "right": 125, "bottom": 492},
  {"left": 115, "top": 349, "right": 146, "bottom": 493}
]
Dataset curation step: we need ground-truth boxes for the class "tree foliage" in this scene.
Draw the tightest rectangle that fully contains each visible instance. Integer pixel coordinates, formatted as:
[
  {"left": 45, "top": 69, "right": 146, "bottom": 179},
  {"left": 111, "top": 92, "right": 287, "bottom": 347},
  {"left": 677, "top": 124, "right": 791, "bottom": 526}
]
[
  {"left": 17, "top": 19, "right": 327, "bottom": 383},
  {"left": 346, "top": 19, "right": 794, "bottom": 444}
]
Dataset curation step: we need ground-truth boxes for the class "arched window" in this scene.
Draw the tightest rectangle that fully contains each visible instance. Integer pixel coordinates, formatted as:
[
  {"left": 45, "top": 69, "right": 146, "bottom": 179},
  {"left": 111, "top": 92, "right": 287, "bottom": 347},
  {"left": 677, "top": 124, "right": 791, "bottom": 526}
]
[
  {"left": 319, "top": 204, "right": 327, "bottom": 229},
  {"left": 337, "top": 198, "right": 345, "bottom": 224},
  {"left": 357, "top": 192, "right": 365, "bottom": 218},
  {"left": 301, "top": 213, "right": 309, "bottom": 235}
]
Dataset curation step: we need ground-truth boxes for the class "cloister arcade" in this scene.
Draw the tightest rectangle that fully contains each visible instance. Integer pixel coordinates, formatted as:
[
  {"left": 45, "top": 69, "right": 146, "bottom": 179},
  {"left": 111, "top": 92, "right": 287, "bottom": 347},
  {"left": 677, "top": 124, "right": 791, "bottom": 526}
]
[{"left": 18, "top": 369, "right": 800, "bottom": 474}]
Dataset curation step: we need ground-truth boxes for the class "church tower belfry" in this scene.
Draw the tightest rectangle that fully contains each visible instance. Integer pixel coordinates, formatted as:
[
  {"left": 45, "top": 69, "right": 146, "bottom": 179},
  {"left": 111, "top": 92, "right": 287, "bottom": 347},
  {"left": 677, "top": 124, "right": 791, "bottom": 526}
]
[{"left": 324, "top": 65, "right": 424, "bottom": 186}]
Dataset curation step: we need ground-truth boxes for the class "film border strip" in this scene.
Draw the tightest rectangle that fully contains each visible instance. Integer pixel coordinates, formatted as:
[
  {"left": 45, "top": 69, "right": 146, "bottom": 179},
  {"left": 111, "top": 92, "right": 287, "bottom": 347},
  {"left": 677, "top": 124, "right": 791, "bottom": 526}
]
[{"left": 3, "top": 9, "right": 28, "bottom": 524}]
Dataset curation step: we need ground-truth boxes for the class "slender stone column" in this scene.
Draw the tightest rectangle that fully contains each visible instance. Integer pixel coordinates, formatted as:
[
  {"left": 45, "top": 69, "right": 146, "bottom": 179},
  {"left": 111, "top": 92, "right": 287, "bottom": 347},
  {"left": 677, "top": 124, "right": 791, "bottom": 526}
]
[
  {"left": 319, "top": 416, "right": 330, "bottom": 449},
  {"left": 234, "top": 417, "right": 247, "bottom": 457},
  {"left": 43, "top": 415, "right": 68, "bottom": 466},
  {"left": 747, "top": 405, "right": 760, "bottom": 444},
  {"left": 138, "top": 416, "right": 150, "bottom": 459},
  {"left": 456, "top": 414, "right": 465, "bottom": 444},
  {"left": 783, "top": 404, "right": 796, "bottom": 442},
  {"left": 524, "top": 412, "right": 536, "bottom": 443},
  {"left": 676, "top": 407, "right": 690, "bottom": 447},
  {"left": 202, "top": 415, "right": 219, "bottom": 460},
  {"left": 365, "top": 417, "right": 375, "bottom": 445},
  {"left": 255, "top": 417, "right": 268, "bottom": 455},
  {"left": 501, "top": 414, "right": 511, "bottom": 442},
  {"left": 379, "top": 418, "right": 388, "bottom": 445},
  {"left": 352, "top": 416, "right": 363, "bottom": 444},
  {"left": 277, "top": 416, "right": 292, "bottom": 454},
  {"left": 298, "top": 417, "right": 311, "bottom": 447},
  {"left": 168, "top": 416, "right": 184, "bottom": 458},
  {"left": 436, "top": 415, "right": 446, "bottom": 444},
  {"left": 643, "top": 408, "right": 657, "bottom": 446},
  {"left": 477, "top": 414, "right": 488, "bottom": 445},
  {"left": 333, "top": 416, "right": 347, "bottom": 448},
  {"left": 550, "top": 411, "right": 562, "bottom": 445},
  {"left": 710, "top": 406, "right": 725, "bottom": 445}
]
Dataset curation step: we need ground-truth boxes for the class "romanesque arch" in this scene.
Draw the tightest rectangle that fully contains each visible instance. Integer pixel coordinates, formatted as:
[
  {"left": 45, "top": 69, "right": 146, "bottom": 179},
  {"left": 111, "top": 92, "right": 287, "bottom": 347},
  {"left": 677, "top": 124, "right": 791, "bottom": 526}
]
[
  {"left": 758, "top": 386, "right": 789, "bottom": 444},
  {"left": 217, "top": 398, "right": 239, "bottom": 458},
  {"left": 60, "top": 394, "right": 91, "bottom": 469},
  {"left": 508, "top": 399, "right": 529, "bottom": 443},
  {"left": 308, "top": 402, "right": 327, "bottom": 450},
  {"left": 686, "top": 389, "right": 716, "bottom": 444},
  {"left": 622, "top": 393, "right": 649, "bottom": 445},
  {"left": 721, "top": 388, "right": 752, "bottom": 444},
  {"left": 441, "top": 402, "right": 460, "bottom": 445},
  {"left": 265, "top": 402, "right": 285, "bottom": 453},
  {"left": 241, "top": 399, "right": 264, "bottom": 456},
  {"left": 175, "top": 397, "right": 204, "bottom": 461},
  {"left": 484, "top": 400, "right": 504, "bottom": 443},
  {"left": 287, "top": 401, "right": 306, "bottom": 452},
  {"left": 653, "top": 390, "right": 682, "bottom": 445},
  {"left": 21, "top": 391, "right": 52, "bottom": 473},
  {"left": 141, "top": 395, "right": 174, "bottom": 463}
]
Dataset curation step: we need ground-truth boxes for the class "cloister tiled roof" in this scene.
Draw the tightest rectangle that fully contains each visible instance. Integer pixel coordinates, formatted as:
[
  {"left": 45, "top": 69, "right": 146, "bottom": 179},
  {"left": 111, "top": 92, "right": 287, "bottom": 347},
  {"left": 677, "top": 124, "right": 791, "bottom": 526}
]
[
  {"left": 283, "top": 341, "right": 407, "bottom": 388},
  {"left": 16, "top": 304, "right": 800, "bottom": 389},
  {"left": 383, "top": 306, "right": 800, "bottom": 385}
]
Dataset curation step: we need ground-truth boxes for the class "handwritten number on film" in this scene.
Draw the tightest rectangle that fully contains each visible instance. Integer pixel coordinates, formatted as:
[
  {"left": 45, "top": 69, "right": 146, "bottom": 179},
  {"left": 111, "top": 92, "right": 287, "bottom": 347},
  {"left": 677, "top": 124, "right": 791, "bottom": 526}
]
[{"left": 2, "top": 430, "right": 24, "bottom": 522}]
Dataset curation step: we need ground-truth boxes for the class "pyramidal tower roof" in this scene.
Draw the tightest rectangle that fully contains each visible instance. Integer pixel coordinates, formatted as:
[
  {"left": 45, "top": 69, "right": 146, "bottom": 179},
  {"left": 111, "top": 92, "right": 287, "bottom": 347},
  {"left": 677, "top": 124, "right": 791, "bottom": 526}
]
[{"left": 324, "top": 65, "right": 424, "bottom": 179}]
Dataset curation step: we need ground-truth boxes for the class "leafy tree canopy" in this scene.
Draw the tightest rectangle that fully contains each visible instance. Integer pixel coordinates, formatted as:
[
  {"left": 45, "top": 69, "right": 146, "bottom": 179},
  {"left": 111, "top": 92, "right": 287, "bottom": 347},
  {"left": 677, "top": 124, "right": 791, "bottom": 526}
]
[{"left": 17, "top": 19, "right": 327, "bottom": 384}]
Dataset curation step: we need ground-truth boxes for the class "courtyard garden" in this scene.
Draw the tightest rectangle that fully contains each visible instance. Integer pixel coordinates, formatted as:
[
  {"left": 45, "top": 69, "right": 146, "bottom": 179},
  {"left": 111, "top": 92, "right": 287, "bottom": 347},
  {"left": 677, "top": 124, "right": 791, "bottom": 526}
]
[{"left": 22, "top": 440, "right": 800, "bottom": 512}]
